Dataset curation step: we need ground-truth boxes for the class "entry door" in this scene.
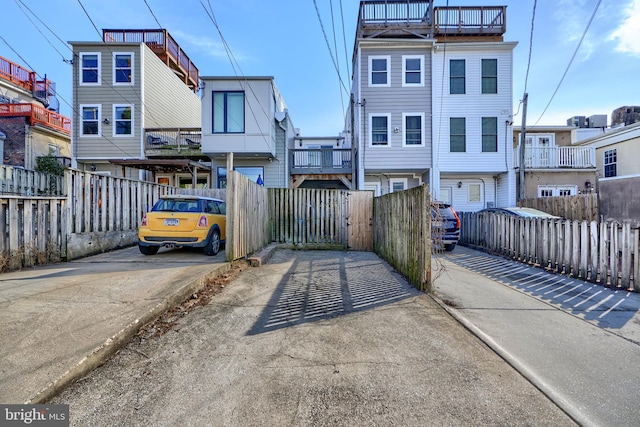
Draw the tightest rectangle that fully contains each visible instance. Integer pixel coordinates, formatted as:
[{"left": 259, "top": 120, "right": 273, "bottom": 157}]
[
  {"left": 439, "top": 187, "right": 452, "bottom": 204},
  {"left": 321, "top": 145, "right": 333, "bottom": 168}
]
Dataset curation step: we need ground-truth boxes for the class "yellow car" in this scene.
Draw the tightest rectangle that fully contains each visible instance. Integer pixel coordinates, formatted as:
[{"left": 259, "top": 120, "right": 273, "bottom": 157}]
[{"left": 138, "top": 195, "right": 226, "bottom": 256}]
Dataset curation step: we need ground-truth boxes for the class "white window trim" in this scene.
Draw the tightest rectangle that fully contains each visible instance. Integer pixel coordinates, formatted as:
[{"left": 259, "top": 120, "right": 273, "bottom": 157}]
[
  {"left": 402, "top": 112, "right": 425, "bottom": 147},
  {"left": 390, "top": 178, "right": 408, "bottom": 193},
  {"left": 603, "top": 148, "right": 617, "bottom": 178},
  {"left": 468, "top": 183, "right": 482, "bottom": 202},
  {"left": 402, "top": 55, "right": 424, "bottom": 87},
  {"left": 537, "top": 185, "right": 578, "bottom": 197},
  {"left": 80, "top": 104, "right": 101, "bottom": 137},
  {"left": 369, "top": 55, "right": 391, "bottom": 87},
  {"left": 80, "top": 52, "right": 101, "bottom": 86},
  {"left": 112, "top": 104, "right": 134, "bottom": 137},
  {"left": 364, "top": 182, "right": 381, "bottom": 197},
  {"left": 368, "top": 113, "right": 392, "bottom": 147},
  {"left": 113, "top": 52, "right": 134, "bottom": 85}
]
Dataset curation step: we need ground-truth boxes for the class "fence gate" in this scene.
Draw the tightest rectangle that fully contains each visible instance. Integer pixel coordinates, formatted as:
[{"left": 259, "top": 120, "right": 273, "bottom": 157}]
[{"left": 270, "top": 188, "right": 373, "bottom": 250}]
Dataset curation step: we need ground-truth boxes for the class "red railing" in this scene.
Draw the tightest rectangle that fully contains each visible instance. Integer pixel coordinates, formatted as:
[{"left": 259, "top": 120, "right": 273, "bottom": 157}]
[
  {"left": 0, "top": 55, "right": 53, "bottom": 96},
  {"left": 0, "top": 103, "right": 71, "bottom": 134}
]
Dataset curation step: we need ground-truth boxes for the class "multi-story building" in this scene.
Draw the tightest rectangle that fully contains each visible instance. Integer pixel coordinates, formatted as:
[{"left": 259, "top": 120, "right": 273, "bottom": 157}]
[
  {"left": 0, "top": 55, "right": 71, "bottom": 170},
  {"left": 70, "top": 29, "right": 209, "bottom": 186},
  {"left": 347, "top": 0, "right": 516, "bottom": 211}
]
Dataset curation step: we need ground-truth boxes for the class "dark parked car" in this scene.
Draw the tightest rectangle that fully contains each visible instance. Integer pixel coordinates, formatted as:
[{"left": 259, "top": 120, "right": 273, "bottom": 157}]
[
  {"left": 478, "top": 207, "right": 560, "bottom": 219},
  {"left": 431, "top": 202, "right": 460, "bottom": 251}
]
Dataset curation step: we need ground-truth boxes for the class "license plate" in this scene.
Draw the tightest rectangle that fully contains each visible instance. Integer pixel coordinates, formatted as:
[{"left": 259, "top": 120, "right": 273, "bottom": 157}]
[{"left": 164, "top": 218, "right": 179, "bottom": 226}]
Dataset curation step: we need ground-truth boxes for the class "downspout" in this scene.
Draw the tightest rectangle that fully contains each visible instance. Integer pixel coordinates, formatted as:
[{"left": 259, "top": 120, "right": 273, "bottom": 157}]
[{"left": 277, "top": 119, "right": 287, "bottom": 188}]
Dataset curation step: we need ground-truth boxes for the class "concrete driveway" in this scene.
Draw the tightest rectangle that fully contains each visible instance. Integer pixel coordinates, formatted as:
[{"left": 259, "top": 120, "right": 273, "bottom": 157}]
[{"left": 48, "top": 249, "right": 574, "bottom": 426}]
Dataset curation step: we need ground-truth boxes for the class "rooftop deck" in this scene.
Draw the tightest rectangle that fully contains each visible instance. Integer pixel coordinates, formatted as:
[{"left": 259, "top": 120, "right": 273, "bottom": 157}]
[
  {"left": 0, "top": 56, "right": 55, "bottom": 104},
  {"left": 103, "top": 29, "right": 199, "bottom": 92},
  {"left": 357, "top": 1, "right": 506, "bottom": 40},
  {"left": 0, "top": 103, "right": 71, "bottom": 135}
]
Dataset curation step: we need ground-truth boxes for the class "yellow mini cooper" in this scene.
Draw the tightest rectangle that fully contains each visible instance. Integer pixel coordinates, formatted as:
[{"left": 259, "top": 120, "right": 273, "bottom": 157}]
[{"left": 138, "top": 195, "right": 226, "bottom": 256}]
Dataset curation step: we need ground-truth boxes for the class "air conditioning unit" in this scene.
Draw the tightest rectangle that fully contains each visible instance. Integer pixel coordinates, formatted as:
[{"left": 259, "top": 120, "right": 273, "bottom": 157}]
[
  {"left": 587, "top": 114, "right": 607, "bottom": 128},
  {"left": 567, "top": 116, "right": 587, "bottom": 128}
]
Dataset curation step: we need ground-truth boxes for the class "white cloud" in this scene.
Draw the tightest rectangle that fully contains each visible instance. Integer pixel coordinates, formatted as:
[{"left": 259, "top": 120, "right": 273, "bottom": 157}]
[
  {"left": 171, "top": 30, "right": 249, "bottom": 62},
  {"left": 608, "top": 0, "right": 640, "bottom": 55},
  {"left": 552, "top": 0, "right": 597, "bottom": 60}
]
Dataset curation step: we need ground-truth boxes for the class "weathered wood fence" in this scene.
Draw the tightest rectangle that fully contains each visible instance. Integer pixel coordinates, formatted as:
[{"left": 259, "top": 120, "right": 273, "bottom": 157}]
[
  {"left": 0, "top": 166, "right": 64, "bottom": 196},
  {"left": 518, "top": 193, "right": 598, "bottom": 221},
  {"left": 460, "top": 212, "right": 640, "bottom": 292},
  {"left": 373, "top": 184, "right": 431, "bottom": 291},
  {"left": 225, "top": 170, "right": 269, "bottom": 262}
]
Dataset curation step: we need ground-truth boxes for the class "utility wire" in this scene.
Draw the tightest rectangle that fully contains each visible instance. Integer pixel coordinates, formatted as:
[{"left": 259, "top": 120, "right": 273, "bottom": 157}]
[
  {"left": 14, "top": 0, "right": 72, "bottom": 61},
  {"left": 143, "top": 0, "right": 163, "bottom": 29},
  {"left": 312, "top": 0, "right": 349, "bottom": 96},
  {"left": 534, "top": 0, "right": 602, "bottom": 125},
  {"left": 522, "top": 0, "right": 537, "bottom": 94},
  {"left": 329, "top": 0, "right": 346, "bottom": 118},
  {"left": 76, "top": 0, "right": 102, "bottom": 38},
  {"left": 339, "top": 0, "right": 351, "bottom": 79}
]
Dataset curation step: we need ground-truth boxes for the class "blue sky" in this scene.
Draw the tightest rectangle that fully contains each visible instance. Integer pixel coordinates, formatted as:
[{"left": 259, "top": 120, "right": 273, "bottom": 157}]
[{"left": 1, "top": 0, "right": 638, "bottom": 135}]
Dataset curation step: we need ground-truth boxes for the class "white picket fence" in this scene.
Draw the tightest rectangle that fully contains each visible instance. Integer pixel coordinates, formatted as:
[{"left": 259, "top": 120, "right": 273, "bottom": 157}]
[{"left": 459, "top": 212, "right": 640, "bottom": 292}]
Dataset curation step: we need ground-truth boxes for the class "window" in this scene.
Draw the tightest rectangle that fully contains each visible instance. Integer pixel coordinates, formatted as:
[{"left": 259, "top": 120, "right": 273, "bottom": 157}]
[
  {"left": 390, "top": 178, "right": 407, "bottom": 193},
  {"left": 113, "top": 53, "right": 133, "bottom": 84},
  {"left": 402, "top": 55, "right": 423, "bottom": 87},
  {"left": 217, "top": 167, "right": 264, "bottom": 189},
  {"left": 449, "top": 118, "right": 466, "bottom": 152},
  {"left": 469, "top": 183, "right": 481, "bottom": 202},
  {"left": 403, "top": 113, "right": 424, "bottom": 146},
  {"left": 538, "top": 186, "right": 576, "bottom": 197},
  {"left": 539, "top": 188, "right": 553, "bottom": 197},
  {"left": 450, "top": 59, "right": 465, "bottom": 94},
  {"left": 482, "top": 117, "right": 498, "bottom": 152},
  {"left": 604, "top": 149, "right": 617, "bottom": 177},
  {"left": 113, "top": 105, "right": 133, "bottom": 136},
  {"left": 482, "top": 59, "right": 497, "bottom": 94},
  {"left": 80, "top": 105, "right": 100, "bottom": 136},
  {"left": 213, "top": 91, "right": 245, "bottom": 133},
  {"left": 558, "top": 189, "right": 573, "bottom": 196},
  {"left": 369, "top": 56, "right": 390, "bottom": 87},
  {"left": 369, "top": 114, "right": 390, "bottom": 146},
  {"left": 80, "top": 53, "right": 100, "bottom": 85}
]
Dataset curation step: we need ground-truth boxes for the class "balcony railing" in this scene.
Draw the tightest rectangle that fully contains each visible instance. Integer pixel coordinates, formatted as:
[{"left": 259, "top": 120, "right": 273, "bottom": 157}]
[
  {"left": 290, "top": 149, "right": 353, "bottom": 174},
  {"left": 103, "top": 29, "right": 199, "bottom": 92},
  {"left": 144, "top": 128, "right": 203, "bottom": 156},
  {"left": 515, "top": 146, "right": 596, "bottom": 169},
  {"left": 0, "top": 55, "right": 55, "bottom": 101},
  {"left": 357, "top": 1, "right": 506, "bottom": 38},
  {"left": 0, "top": 103, "right": 71, "bottom": 134}
]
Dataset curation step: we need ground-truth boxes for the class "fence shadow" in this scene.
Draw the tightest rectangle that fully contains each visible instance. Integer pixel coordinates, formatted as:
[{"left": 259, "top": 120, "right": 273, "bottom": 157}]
[
  {"left": 447, "top": 250, "right": 640, "bottom": 330},
  {"left": 247, "top": 251, "right": 420, "bottom": 335}
]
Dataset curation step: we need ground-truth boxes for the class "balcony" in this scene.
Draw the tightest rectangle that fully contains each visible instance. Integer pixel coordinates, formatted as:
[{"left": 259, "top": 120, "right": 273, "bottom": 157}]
[
  {"left": 357, "top": 1, "right": 506, "bottom": 40},
  {"left": 515, "top": 146, "right": 596, "bottom": 169},
  {"left": 290, "top": 148, "right": 353, "bottom": 175},
  {"left": 0, "top": 103, "right": 71, "bottom": 134},
  {"left": 103, "top": 29, "right": 199, "bottom": 92},
  {"left": 0, "top": 55, "right": 55, "bottom": 103},
  {"left": 144, "top": 128, "right": 204, "bottom": 157}
]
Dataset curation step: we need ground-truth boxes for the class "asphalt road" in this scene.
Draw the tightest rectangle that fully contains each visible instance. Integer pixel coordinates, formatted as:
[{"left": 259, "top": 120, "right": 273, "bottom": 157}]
[{"left": 433, "top": 246, "right": 640, "bottom": 427}]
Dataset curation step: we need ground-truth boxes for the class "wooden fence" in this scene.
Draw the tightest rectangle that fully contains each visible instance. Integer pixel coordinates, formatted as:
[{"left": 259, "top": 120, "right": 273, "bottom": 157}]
[
  {"left": 460, "top": 212, "right": 640, "bottom": 292},
  {"left": 0, "top": 166, "right": 64, "bottom": 196},
  {"left": 518, "top": 193, "right": 598, "bottom": 221},
  {"left": 373, "top": 185, "right": 431, "bottom": 291},
  {"left": 269, "top": 188, "right": 349, "bottom": 247},
  {"left": 225, "top": 170, "right": 269, "bottom": 262}
]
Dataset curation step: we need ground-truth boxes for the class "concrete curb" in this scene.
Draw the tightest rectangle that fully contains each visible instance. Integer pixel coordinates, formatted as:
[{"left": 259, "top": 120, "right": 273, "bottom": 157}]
[
  {"left": 429, "top": 293, "right": 591, "bottom": 427},
  {"left": 27, "top": 262, "right": 232, "bottom": 404}
]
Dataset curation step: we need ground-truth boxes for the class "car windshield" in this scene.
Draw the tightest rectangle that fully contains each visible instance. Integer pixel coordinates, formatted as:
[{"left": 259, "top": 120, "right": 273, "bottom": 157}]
[
  {"left": 433, "top": 204, "right": 457, "bottom": 220},
  {"left": 152, "top": 199, "right": 201, "bottom": 212}
]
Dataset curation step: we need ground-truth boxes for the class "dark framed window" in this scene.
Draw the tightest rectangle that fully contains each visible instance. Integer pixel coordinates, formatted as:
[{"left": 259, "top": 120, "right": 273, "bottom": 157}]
[
  {"left": 450, "top": 59, "right": 465, "bottom": 94},
  {"left": 404, "top": 114, "right": 422, "bottom": 145},
  {"left": 370, "top": 56, "right": 390, "bottom": 86},
  {"left": 81, "top": 105, "right": 100, "bottom": 135},
  {"left": 213, "top": 91, "right": 245, "bottom": 133},
  {"left": 81, "top": 53, "right": 99, "bottom": 84},
  {"left": 371, "top": 115, "right": 389, "bottom": 146},
  {"left": 114, "top": 53, "right": 133, "bottom": 84},
  {"left": 604, "top": 149, "right": 617, "bottom": 177},
  {"left": 450, "top": 118, "right": 466, "bottom": 152},
  {"left": 482, "top": 59, "right": 498, "bottom": 94},
  {"left": 482, "top": 117, "right": 498, "bottom": 152}
]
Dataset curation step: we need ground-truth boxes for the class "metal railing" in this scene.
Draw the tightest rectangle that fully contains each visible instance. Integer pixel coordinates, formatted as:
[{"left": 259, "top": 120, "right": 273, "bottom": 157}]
[
  {"left": 290, "top": 149, "right": 353, "bottom": 173},
  {"left": 144, "top": 128, "right": 202, "bottom": 155},
  {"left": 0, "top": 55, "right": 55, "bottom": 100},
  {"left": 0, "top": 103, "right": 71, "bottom": 134}
]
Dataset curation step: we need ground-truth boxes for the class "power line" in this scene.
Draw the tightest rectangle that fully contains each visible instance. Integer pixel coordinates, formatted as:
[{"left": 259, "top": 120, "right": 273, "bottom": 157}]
[
  {"left": 523, "top": 0, "right": 537, "bottom": 95},
  {"left": 143, "top": 0, "right": 163, "bottom": 29},
  {"left": 338, "top": 0, "right": 351, "bottom": 79},
  {"left": 76, "top": 0, "right": 102, "bottom": 39},
  {"left": 534, "top": 0, "right": 602, "bottom": 125},
  {"left": 329, "top": 0, "right": 346, "bottom": 118},
  {"left": 311, "top": 0, "right": 349, "bottom": 96},
  {"left": 14, "top": 0, "right": 72, "bottom": 61}
]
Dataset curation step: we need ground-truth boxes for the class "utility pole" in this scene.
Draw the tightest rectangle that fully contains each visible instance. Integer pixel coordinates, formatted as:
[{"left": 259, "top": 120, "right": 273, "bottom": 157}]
[
  {"left": 518, "top": 93, "right": 528, "bottom": 201},
  {"left": 350, "top": 94, "right": 356, "bottom": 190}
]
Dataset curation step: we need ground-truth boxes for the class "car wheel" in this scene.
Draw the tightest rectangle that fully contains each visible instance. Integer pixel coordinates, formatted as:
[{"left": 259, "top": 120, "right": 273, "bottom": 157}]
[
  {"left": 204, "top": 229, "right": 220, "bottom": 256},
  {"left": 139, "top": 244, "right": 159, "bottom": 255},
  {"left": 444, "top": 244, "right": 456, "bottom": 252}
]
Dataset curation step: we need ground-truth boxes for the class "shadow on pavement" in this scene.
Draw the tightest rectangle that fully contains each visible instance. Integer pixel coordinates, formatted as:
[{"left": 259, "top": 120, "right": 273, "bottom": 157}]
[{"left": 248, "top": 251, "right": 420, "bottom": 335}]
